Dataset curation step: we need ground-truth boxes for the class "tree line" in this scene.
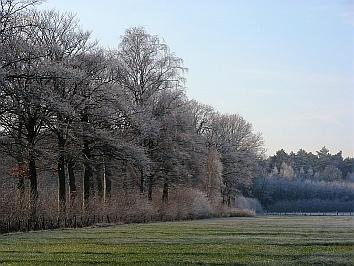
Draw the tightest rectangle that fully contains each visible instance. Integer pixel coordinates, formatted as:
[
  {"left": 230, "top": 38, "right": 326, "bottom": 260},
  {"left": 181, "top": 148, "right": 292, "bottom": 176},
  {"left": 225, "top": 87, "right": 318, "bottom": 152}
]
[
  {"left": 2, "top": 1, "right": 351, "bottom": 223},
  {"left": 265, "top": 147, "right": 354, "bottom": 181},
  {"left": 0, "top": 0, "right": 263, "bottom": 220},
  {"left": 253, "top": 147, "right": 354, "bottom": 213}
]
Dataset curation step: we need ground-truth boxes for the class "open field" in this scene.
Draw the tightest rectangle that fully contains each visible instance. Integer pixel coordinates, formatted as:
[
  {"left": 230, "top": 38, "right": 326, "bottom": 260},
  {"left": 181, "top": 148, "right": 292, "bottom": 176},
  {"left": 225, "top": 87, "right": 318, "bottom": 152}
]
[{"left": 0, "top": 216, "right": 353, "bottom": 265}]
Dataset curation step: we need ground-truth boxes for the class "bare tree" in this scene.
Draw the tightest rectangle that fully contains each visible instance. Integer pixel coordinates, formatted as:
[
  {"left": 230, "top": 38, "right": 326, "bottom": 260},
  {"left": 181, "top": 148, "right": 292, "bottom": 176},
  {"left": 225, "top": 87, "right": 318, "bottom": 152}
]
[
  {"left": 114, "top": 27, "right": 186, "bottom": 199},
  {"left": 212, "top": 114, "right": 264, "bottom": 205},
  {"left": 0, "top": 3, "right": 269, "bottom": 224},
  {"left": 28, "top": 10, "right": 92, "bottom": 213}
]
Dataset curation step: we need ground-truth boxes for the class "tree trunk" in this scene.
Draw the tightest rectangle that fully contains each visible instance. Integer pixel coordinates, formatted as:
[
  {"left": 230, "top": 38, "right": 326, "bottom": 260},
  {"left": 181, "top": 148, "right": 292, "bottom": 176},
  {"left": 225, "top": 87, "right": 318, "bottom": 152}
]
[
  {"left": 29, "top": 148, "right": 38, "bottom": 219},
  {"left": 17, "top": 175, "right": 25, "bottom": 192},
  {"left": 148, "top": 175, "right": 153, "bottom": 201},
  {"left": 16, "top": 122, "right": 25, "bottom": 194},
  {"left": 103, "top": 158, "right": 112, "bottom": 202},
  {"left": 82, "top": 141, "right": 92, "bottom": 208},
  {"left": 96, "top": 162, "right": 104, "bottom": 200},
  {"left": 140, "top": 168, "right": 144, "bottom": 193},
  {"left": 26, "top": 120, "right": 37, "bottom": 204},
  {"left": 68, "top": 159, "right": 77, "bottom": 206},
  {"left": 17, "top": 159, "right": 25, "bottom": 195},
  {"left": 25, "top": 117, "right": 38, "bottom": 219},
  {"left": 81, "top": 110, "right": 92, "bottom": 208},
  {"left": 162, "top": 179, "right": 169, "bottom": 203},
  {"left": 58, "top": 136, "right": 66, "bottom": 214},
  {"left": 28, "top": 151, "right": 37, "bottom": 199}
]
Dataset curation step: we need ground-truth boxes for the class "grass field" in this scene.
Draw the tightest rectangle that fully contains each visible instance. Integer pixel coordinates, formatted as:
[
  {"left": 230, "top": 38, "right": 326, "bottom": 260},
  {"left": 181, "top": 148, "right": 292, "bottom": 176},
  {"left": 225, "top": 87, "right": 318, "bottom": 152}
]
[{"left": 0, "top": 216, "right": 353, "bottom": 265}]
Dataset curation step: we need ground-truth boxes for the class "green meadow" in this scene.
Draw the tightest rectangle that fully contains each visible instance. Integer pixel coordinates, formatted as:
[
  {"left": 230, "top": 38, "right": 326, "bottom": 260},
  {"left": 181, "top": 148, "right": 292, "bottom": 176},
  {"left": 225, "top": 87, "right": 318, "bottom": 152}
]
[{"left": 0, "top": 216, "right": 353, "bottom": 265}]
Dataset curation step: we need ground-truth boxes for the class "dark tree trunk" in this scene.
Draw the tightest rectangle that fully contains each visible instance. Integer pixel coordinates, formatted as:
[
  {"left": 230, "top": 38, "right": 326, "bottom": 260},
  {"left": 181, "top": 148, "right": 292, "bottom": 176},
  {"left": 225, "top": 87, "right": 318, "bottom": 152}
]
[
  {"left": 17, "top": 175, "right": 25, "bottom": 192},
  {"left": 140, "top": 168, "right": 144, "bottom": 193},
  {"left": 145, "top": 139, "right": 155, "bottom": 201},
  {"left": 96, "top": 162, "right": 104, "bottom": 200},
  {"left": 81, "top": 110, "right": 92, "bottom": 208},
  {"left": 29, "top": 149, "right": 38, "bottom": 219},
  {"left": 28, "top": 151, "right": 37, "bottom": 199},
  {"left": 55, "top": 83, "right": 67, "bottom": 213},
  {"left": 82, "top": 140, "right": 92, "bottom": 207},
  {"left": 25, "top": 116, "right": 39, "bottom": 219},
  {"left": 16, "top": 122, "right": 25, "bottom": 194},
  {"left": 58, "top": 136, "right": 66, "bottom": 214},
  {"left": 67, "top": 159, "right": 77, "bottom": 206},
  {"left": 26, "top": 120, "right": 37, "bottom": 202},
  {"left": 162, "top": 179, "right": 169, "bottom": 203},
  {"left": 147, "top": 175, "right": 153, "bottom": 201},
  {"left": 104, "top": 159, "right": 112, "bottom": 200}
]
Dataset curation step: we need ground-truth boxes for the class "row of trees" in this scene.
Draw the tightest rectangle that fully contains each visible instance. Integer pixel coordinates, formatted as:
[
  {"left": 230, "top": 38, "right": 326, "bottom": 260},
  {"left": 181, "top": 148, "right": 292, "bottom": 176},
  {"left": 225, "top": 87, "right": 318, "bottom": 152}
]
[
  {"left": 0, "top": 0, "right": 263, "bottom": 218},
  {"left": 266, "top": 147, "right": 354, "bottom": 181},
  {"left": 253, "top": 176, "right": 354, "bottom": 212},
  {"left": 255, "top": 148, "right": 354, "bottom": 213}
]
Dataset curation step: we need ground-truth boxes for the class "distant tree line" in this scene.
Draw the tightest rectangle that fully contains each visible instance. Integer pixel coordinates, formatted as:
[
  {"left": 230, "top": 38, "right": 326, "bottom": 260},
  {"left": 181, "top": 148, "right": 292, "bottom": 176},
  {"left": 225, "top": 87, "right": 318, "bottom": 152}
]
[
  {"left": 265, "top": 147, "right": 354, "bottom": 181},
  {"left": 0, "top": 0, "right": 263, "bottom": 221},
  {"left": 253, "top": 147, "right": 354, "bottom": 212}
]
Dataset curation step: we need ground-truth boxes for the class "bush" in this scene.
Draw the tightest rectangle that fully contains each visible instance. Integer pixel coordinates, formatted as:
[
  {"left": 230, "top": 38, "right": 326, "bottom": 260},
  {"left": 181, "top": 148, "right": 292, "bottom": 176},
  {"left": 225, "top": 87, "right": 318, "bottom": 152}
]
[
  {"left": 235, "top": 196, "right": 263, "bottom": 214},
  {"left": 0, "top": 184, "right": 256, "bottom": 233},
  {"left": 158, "top": 188, "right": 211, "bottom": 220}
]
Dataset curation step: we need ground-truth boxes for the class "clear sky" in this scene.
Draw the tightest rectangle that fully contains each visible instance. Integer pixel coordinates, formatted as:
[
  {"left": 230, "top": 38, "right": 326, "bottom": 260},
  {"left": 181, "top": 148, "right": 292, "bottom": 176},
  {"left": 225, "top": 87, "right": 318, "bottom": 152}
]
[{"left": 41, "top": 0, "right": 354, "bottom": 157}]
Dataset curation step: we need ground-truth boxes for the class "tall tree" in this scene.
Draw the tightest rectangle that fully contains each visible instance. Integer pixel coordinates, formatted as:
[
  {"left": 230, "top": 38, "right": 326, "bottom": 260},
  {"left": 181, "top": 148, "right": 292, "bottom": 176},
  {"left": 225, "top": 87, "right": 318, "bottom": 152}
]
[
  {"left": 29, "top": 10, "right": 92, "bottom": 213},
  {"left": 212, "top": 114, "right": 263, "bottom": 205},
  {"left": 114, "top": 27, "right": 186, "bottom": 200}
]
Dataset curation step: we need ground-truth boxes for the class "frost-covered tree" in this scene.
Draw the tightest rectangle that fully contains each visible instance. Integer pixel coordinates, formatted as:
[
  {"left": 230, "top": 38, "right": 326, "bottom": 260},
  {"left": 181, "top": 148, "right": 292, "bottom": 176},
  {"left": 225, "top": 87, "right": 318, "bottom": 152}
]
[
  {"left": 319, "top": 165, "right": 342, "bottom": 181},
  {"left": 270, "top": 165, "right": 279, "bottom": 176},
  {"left": 25, "top": 10, "right": 93, "bottom": 212},
  {"left": 0, "top": 1, "right": 270, "bottom": 222},
  {"left": 0, "top": 9, "right": 51, "bottom": 203},
  {"left": 113, "top": 27, "right": 186, "bottom": 200},
  {"left": 211, "top": 114, "right": 263, "bottom": 205},
  {"left": 279, "top": 162, "right": 294, "bottom": 179}
]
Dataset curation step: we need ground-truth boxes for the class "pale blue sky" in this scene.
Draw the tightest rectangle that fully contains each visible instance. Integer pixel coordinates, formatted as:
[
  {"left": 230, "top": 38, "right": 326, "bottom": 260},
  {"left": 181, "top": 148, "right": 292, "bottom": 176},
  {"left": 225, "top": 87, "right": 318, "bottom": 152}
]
[{"left": 42, "top": 0, "right": 354, "bottom": 157}]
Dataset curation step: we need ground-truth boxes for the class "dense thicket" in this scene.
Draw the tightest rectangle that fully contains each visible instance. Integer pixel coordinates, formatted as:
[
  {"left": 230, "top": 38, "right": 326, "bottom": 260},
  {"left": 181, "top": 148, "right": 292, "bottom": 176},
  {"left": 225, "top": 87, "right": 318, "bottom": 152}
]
[{"left": 0, "top": 0, "right": 263, "bottom": 223}]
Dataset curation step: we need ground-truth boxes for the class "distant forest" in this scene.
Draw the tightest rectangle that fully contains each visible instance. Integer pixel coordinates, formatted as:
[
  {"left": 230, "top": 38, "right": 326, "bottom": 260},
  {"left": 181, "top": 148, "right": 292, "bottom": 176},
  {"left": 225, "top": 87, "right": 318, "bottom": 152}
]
[
  {"left": 253, "top": 147, "right": 354, "bottom": 212},
  {"left": 0, "top": 1, "right": 353, "bottom": 231},
  {"left": 266, "top": 147, "right": 353, "bottom": 181}
]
